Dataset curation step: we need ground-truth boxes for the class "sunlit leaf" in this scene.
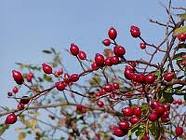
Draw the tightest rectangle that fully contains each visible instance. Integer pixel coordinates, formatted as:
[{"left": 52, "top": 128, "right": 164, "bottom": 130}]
[{"left": 173, "top": 26, "right": 186, "bottom": 36}]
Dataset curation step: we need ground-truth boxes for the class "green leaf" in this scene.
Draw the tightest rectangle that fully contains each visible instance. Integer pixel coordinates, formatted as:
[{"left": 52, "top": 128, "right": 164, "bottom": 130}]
[
  {"left": 89, "top": 75, "right": 101, "bottom": 86},
  {"left": 177, "top": 13, "right": 186, "bottom": 20},
  {"left": 162, "top": 92, "right": 174, "bottom": 103},
  {"left": 43, "top": 74, "right": 53, "bottom": 82},
  {"left": 0, "top": 124, "right": 9, "bottom": 136},
  {"left": 173, "top": 26, "right": 186, "bottom": 36}
]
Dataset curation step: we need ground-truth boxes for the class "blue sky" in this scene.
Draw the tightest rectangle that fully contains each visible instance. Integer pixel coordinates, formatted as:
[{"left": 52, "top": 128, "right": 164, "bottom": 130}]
[{"left": 0, "top": 0, "right": 185, "bottom": 139}]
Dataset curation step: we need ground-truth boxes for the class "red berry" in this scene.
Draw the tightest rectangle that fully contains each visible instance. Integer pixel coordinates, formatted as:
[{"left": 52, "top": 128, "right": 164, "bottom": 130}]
[
  {"left": 70, "top": 74, "right": 79, "bottom": 82},
  {"left": 12, "top": 86, "right": 18, "bottom": 94},
  {"left": 141, "top": 134, "right": 150, "bottom": 140},
  {"left": 20, "top": 96, "right": 30, "bottom": 104},
  {"left": 54, "top": 69, "right": 63, "bottom": 77},
  {"left": 148, "top": 112, "right": 158, "bottom": 122},
  {"left": 155, "top": 105, "right": 166, "bottom": 117},
  {"left": 177, "top": 99, "right": 183, "bottom": 105},
  {"left": 76, "top": 104, "right": 86, "bottom": 113},
  {"left": 8, "top": 92, "right": 13, "bottom": 96},
  {"left": 97, "top": 100, "right": 104, "bottom": 108},
  {"left": 104, "top": 84, "right": 113, "bottom": 92},
  {"left": 130, "top": 116, "right": 139, "bottom": 124},
  {"left": 177, "top": 33, "right": 186, "bottom": 42},
  {"left": 102, "top": 39, "right": 111, "bottom": 46},
  {"left": 151, "top": 100, "right": 160, "bottom": 109},
  {"left": 105, "top": 57, "right": 112, "bottom": 66},
  {"left": 17, "top": 103, "right": 25, "bottom": 110},
  {"left": 5, "top": 113, "right": 17, "bottom": 124},
  {"left": 70, "top": 43, "right": 79, "bottom": 56},
  {"left": 55, "top": 81, "right": 66, "bottom": 91},
  {"left": 42, "top": 63, "right": 53, "bottom": 74},
  {"left": 26, "top": 72, "right": 34, "bottom": 82},
  {"left": 145, "top": 73, "right": 156, "bottom": 84},
  {"left": 130, "top": 25, "right": 141, "bottom": 38},
  {"left": 140, "top": 42, "right": 146, "bottom": 49},
  {"left": 112, "top": 82, "right": 119, "bottom": 89},
  {"left": 95, "top": 53, "right": 105, "bottom": 67},
  {"left": 108, "top": 27, "right": 117, "bottom": 40},
  {"left": 110, "top": 56, "right": 119, "bottom": 65},
  {"left": 124, "top": 69, "right": 134, "bottom": 80},
  {"left": 133, "top": 106, "right": 142, "bottom": 117},
  {"left": 175, "top": 126, "right": 184, "bottom": 136},
  {"left": 118, "top": 121, "right": 129, "bottom": 130},
  {"left": 78, "top": 51, "right": 87, "bottom": 60},
  {"left": 91, "top": 62, "right": 99, "bottom": 71},
  {"left": 122, "top": 107, "right": 133, "bottom": 116},
  {"left": 113, "top": 45, "right": 126, "bottom": 57},
  {"left": 163, "top": 72, "right": 175, "bottom": 82},
  {"left": 12, "top": 70, "right": 24, "bottom": 85},
  {"left": 112, "top": 126, "right": 127, "bottom": 137}
]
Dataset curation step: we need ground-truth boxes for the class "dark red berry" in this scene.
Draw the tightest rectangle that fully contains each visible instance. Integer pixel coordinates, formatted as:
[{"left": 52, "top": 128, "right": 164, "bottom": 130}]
[
  {"left": 177, "top": 33, "right": 186, "bottom": 42},
  {"left": 175, "top": 126, "right": 183, "bottom": 136},
  {"left": 148, "top": 112, "right": 158, "bottom": 122},
  {"left": 70, "top": 43, "right": 79, "bottom": 56},
  {"left": 110, "top": 56, "right": 119, "bottom": 65},
  {"left": 133, "top": 106, "right": 142, "bottom": 117},
  {"left": 151, "top": 100, "right": 160, "bottom": 109},
  {"left": 78, "top": 51, "right": 87, "bottom": 60},
  {"left": 54, "top": 69, "right": 63, "bottom": 77},
  {"left": 155, "top": 105, "right": 166, "bottom": 117},
  {"left": 76, "top": 104, "right": 86, "bottom": 113},
  {"left": 113, "top": 45, "right": 126, "bottom": 57},
  {"left": 42, "top": 63, "right": 53, "bottom": 74},
  {"left": 130, "top": 25, "right": 141, "bottom": 38},
  {"left": 12, "top": 86, "right": 18, "bottom": 94},
  {"left": 12, "top": 70, "right": 24, "bottom": 85},
  {"left": 102, "top": 39, "right": 111, "bottom": 46},
  {"left": 130, "top": 116, "right": 139, "bottom": 124},
  {"left": 95, "top": 53, "right": 105, "bottom": 67},
  {"left": 97, "top": 100, "right": 104, "bottom": 108},
  {"left": 163, "top": 72, "right": 175, "bottom": 82},
  {"left": 8, "top": 92, "right": 13, "bottom": 96},
  {"left": 105, "top": 57, "right": 112, "bottom": 66},
  {"left": 55, "top": 81, "right": 66, "bottom": 91},
  {"left": 141, "top": 134, "right": 150, "bottom": 140},
  {"left": 140, "top": 42, "right": 146, "bottom": 49},
  {"left": 108, "top": 27, "right": 117, "bottom": 40},
  {"left": 122, "top": 107, "right": 133, "bottom": 116},
  {"left": 91, "top": 62, "right": 99, "bottom": 70},
  {"left": 112, "top": 82, "right": 119, "bottom": 89},
  {"left": 145, "top": 73, "right": 156, "bottom": 84},
  {"left": 118, "top": 121, "right": 129, "bottom": 130},
  {"left": 26, "top": 72, "right": 34, "bottom": 82},
  {"left": 124, "top": 69, "right": 134, "bottom": 80},
  {"left": 104, "top": 84, "right": 113, "bottom": 92},
  {"left": 112, "top": 126, "right": 127, "bottom": 137},
  {"left": 17, "top": 103, "right": 25, "bottom": 110},
  {"left": 5, "top": 113, "right": 17, "bottom": 124},
  {"left": 70, "top": 74, "right": 79, "bottom": 82}
]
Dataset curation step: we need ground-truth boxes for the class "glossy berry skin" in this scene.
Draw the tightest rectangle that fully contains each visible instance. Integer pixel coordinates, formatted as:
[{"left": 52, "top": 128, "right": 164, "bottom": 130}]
[
  {"left": 112, "top": 82, "right": 119, "bottom": 89},
  {"left": 76, "top": 104, "right": 86, "bottom": 113},
  {"left": 122, "top": 107, "right": 133, "bottom": 116},
  {"left": 130, "top": 116, "right": 139, "bottom": 124},
  {"left": 163, "top": 72, "right": 175, "bottom": 82},
  {"left": 8, "top": 92, "right": 13, "bottom": 96},
  {"left": 112, "top": 126, "right": 127, "bottom": 137},
  {"left": 91, "top": 62, "right": 99, "bottom": 71},
  {"left": 104, "top": 84, "right": 113, "bottom": 92},
  {"left": 150, "top": 100, "right": 160, "bottom": 109},
  {"left": 78, "top": 51, "right": 87, "bottom": 60},
  {"left": 145, "top": 73, "right": 156, "bottom": 84},
  {"left": 110, "top": 56, "right": 119, "bottom": 65},
  {"left": 12, "top": 70, "right": 24, "bottom": 85},
  {"left": 95, "top": 53, "right": 105, "bottom": 67},
  {"left": 175, "top": 126, "right": 183, "bottom": 137},
  {"left": 26, "top": 72, "right": 34, "bottom": 82},
  {"left": 102, "top": 39, "right": 111, "bottom": 46},
  {"left": 118, "top": 121, "right": 129, "bottom": 130},
  {"left": 70, "top": 43, "right": 79, "bottom": 56},
  {"left": 105, "top": 57, "right": 112, "bottom": 66},
  {"left": 140, "top": 42, "right": 146, "bottom": 49},
  {"left": 12, "top": 86, "right": 18, "bottom": 94},
  {"left": 155, "top": 105, "right": 166, "bottom": 117},
  {"left": 55, "top": 81, "right": 66, "bottom": 91},
  {"left": 42, "top": 63, "right": 52, "bottom": 74},
  {"left": 97, "top": 100, "right": 104, "bottom": 108},
  {"left": 113, "top": 45, "right": 126, "bottom": 57},
  {"left": 130, "top": 25, "right": 141, "bottom": 38},
  {"left": 108, "top": 27, "right": 117, "bottom": 40},
  {"left": 5, "top": 113, "right": 17, "bottom": 124},
  {"left": 133, "top": 106, "right": 142, "bottom": 117},
  {"left": 70, "top": 74, "right": 79, "bottom": 82},
  {"left": 148, "top": 112, "right": 158, "bottom": 122},
  {"left": 177, "top": 33, "right": 186, "bottom": 42},
  {"left": 124, "top": 69, "right": 134, "bottom": 80}
]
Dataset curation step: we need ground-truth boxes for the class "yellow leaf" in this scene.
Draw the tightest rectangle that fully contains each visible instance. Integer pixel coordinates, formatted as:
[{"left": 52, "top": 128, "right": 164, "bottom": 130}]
[{"left": 18, "top": 132, "right": 26, "bottom": 140}]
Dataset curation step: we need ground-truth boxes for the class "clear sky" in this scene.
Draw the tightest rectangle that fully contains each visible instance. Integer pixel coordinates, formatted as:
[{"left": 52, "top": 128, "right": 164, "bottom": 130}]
[{"left": 0, "top": 0, "right": 185, "bottom": 139}]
